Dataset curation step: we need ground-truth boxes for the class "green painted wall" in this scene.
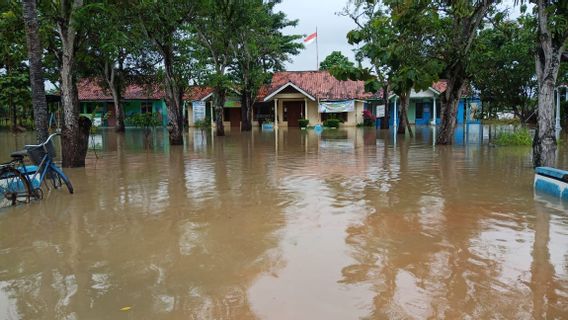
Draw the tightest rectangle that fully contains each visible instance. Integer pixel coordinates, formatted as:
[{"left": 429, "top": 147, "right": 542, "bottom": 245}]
[
  {"left": 152, "top": 100, "right": 168, "bottom": 126},
  {"left": 80, "top": 99, "right": 168, "bottom": 127},
  {"left": 408, "top": 102, "right": 416, "bottom": 123}
]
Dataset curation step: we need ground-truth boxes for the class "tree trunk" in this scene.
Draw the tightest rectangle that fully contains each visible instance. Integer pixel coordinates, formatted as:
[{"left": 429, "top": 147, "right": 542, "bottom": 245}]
[
  {"left": 104, "top": 63, "right": 125, "bottom": 132},
  {"left": 241, "top": 89, "right": 253, "bottom": 131},
  {"left": 397, "top": 91, "right": 413, "bottom": 137},
  {"left": 9, "top": 95, "right": 17, "bottom": 132},
  {"left": 436, "top": 75, "right": 466, "bottom": 145},
  {"left": 533, "top": 82, "right": 557, "bottom": 167},
  {"left": 531, "top": 0, "right": 566, "bottom": 167},
  {"left": 162, "top": 53, "right": 184, "bottom": 145},
  {"left": 214, "top": 90, "right": 226, "bottom": 136},
  {"left": 60, "top": 57, "right": 90, "bottom": 167},
  {"left": 22, "top": 0, "right": 48, "bottom": 143},
  {"left": 58, "top": 0, "right": 90, "bottom": 167},
  {"left": 110, "top": 84, "right": 125, "bottom": 132}
]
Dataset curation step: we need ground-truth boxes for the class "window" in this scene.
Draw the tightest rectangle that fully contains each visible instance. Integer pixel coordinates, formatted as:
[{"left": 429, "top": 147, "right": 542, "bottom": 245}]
[
  {"left": 415, "top": 102, "right": 424, "bottom": 119},
  {"left": 321, "top": 112, "right": 348, "bottom": 122},
  {"left": 141, "top": 102, "right": 153, "bottom": 113},
  {"left": 223, "top": 108, "right": 230, "bottom": 121}
]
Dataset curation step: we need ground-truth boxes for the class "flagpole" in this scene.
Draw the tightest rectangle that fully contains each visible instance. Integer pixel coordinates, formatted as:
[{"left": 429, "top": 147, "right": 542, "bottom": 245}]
[{"left": 316, "top": 26, "right": 319, "bottom": 70}]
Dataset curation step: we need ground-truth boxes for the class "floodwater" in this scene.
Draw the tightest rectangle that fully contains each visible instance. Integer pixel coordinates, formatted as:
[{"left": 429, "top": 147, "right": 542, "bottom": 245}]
[{"left": 0, "top": 126, "right": 567, "bottom": 319}]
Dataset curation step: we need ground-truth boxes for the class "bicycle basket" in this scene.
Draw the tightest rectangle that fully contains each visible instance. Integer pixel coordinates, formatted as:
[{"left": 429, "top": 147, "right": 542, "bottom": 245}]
[{"left": 25, "top": 140, "right": 56, "bottom": 165}]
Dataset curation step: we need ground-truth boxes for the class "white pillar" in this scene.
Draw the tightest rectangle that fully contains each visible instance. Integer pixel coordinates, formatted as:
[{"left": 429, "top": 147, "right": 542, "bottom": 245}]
[
  {"left": 304, "top": 97, "right": 308, "bottom": 120},
  {"left": 274, "top": 99, "right": 278, "bottom": 127},
  {"left": 210, "top": 102, "right": 214, "bottom": 127},
  {"left": 393, "top": 96, "right": 398, "bottom": 130},
  {"left": 556, "top": 88, "right": 561, "bottom": 131},
  {"left": 431, "top": 97, "right": 437, "bottom": 125}
]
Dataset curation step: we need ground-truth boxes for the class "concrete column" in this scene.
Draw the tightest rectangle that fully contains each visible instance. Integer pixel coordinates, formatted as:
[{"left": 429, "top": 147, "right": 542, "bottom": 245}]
[
  {"left": 393, "top": 96, "right": 398, "bottom": 130},
  {"left": 304, "top": 97, "right": 308, "bottom": 120},
  {"left": 210, "top": 102, "right": 214, "bottom": 127},
  {"left": 274, "top": 99, "right": 278, "bottom": 127},
  {"left": 431, "top": 97, "right": 437, "bottom": 125}
]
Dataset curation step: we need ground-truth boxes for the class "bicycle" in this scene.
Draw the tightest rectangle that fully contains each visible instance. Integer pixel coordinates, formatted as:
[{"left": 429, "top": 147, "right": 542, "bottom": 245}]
[
  {"left": 18, "top": 133, "right": 74, "bottom": 196},
  {"left": 1, "top": 133, "right": 74, "bottom": 209}
]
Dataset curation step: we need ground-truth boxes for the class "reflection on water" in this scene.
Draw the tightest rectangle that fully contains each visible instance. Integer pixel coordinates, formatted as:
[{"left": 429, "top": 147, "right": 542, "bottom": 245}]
[{"left": 0, "top": 126, "right": 567, "bottom": 319}]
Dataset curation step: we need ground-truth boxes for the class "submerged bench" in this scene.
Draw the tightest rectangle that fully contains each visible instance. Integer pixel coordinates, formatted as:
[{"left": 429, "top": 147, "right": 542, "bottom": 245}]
[{"left": 534, "top": 167, "right": 568, "bottom": 200}]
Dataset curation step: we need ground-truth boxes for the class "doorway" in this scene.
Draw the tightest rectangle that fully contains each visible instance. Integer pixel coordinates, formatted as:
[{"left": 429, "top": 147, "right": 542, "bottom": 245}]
[{"left": 283, "top": 101, "right": 303, "bottom": 127}]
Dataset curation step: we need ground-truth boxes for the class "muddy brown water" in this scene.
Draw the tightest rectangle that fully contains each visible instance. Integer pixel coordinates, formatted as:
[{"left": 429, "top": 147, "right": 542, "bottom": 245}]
[{"left": 0, "top": 126, "right": 567, "bottom": 319}]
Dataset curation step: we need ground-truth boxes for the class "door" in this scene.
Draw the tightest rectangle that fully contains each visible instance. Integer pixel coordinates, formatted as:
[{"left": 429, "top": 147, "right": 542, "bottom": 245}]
[
  {"left": 422, "top": 103, "right": 431, "bottom": 124},
  {"left": 230, "top": 108, "right": 241, "bottom": 127},
  {"left": 284, "top": 101, "right": 302, "bottom": 127}
]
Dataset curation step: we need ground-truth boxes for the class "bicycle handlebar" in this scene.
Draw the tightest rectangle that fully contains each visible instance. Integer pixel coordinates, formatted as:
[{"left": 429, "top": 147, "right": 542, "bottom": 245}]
[{"left": 24, "top": 133, "right": 60, "bottom": 149}]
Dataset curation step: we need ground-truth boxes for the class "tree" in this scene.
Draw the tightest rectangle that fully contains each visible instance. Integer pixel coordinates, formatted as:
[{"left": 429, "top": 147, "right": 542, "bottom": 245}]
[
  {"left": 39, "top": 0, "right": 92, "bottom": 167},
  {"left": 320, "top": 51, "right": 354, "bottom": 71},
  {"left": 469, "top": 16, "right": 537, "bottom": 122},
  {"left": 0, "top": 1, "right": 28, "bottom": 132},
  {"left": 79, "top": 1, "right": 145, "bottom": 133},
  {"left": 136, "top": 0, "right": 200, "bottom": 144},
  {"left": 22, "top": 0, "right": 48, "bottom": 142},
  {"left": 529, "top": 0, "right": 568, "bottom": 167},
  {"left": 230, "top": 0, "right": 302, "bottom": 131},
  {"left": 194, "top": 0, "right": 240, "bottom": 136},
  {"left": 423, "top": 1, "right": 498, "bottom": 145},
  {"left": 335, "top": 1, "right": 442, "bottom": 136}
]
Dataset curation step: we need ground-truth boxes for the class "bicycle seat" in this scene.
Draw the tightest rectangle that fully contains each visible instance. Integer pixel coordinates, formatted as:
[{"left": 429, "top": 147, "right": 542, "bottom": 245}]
[{"left": 10, "top": 150, "right": 28, "bottom": 160}]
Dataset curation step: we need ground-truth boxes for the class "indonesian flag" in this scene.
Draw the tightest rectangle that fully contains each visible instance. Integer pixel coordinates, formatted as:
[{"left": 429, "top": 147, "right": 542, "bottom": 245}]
[{"left": 304, "top": 32, "right": 317, "bottom": 45}]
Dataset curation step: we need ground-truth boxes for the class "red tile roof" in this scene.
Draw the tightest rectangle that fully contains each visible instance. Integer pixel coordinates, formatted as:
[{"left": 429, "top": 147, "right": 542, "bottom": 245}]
[
  {"left": 431, "top": 80, "right": 447, "bottom": 93},
  {"left": 78, "top": 78, "right": 165, "bottom": 101},
  {"left": 260, "top": 71, "right": 383, "bottom": 101},
  {"left": 78, "top": 74, "right": 452, "bottom": 103},
  {"left": 184, "top": 86, "right": 214, "bottom": 101}
]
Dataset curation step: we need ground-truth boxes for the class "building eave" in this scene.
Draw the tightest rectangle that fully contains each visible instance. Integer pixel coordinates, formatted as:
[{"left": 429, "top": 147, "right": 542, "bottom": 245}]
[{"left": 263, "top": 82, "right": 316, "bottom": 102}]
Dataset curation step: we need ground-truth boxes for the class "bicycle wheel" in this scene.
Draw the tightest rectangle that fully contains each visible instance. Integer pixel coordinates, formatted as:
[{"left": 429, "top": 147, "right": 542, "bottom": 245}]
[
  {"left": 48, "top": 165, "right": 74, "bottom": 194},
  {"left": 0, "top": 166, "right": 32, "bottom": 208}
]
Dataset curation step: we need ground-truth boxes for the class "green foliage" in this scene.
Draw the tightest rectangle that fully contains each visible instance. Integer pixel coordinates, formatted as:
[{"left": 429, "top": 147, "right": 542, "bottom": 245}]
[
  {"left": 482, "top": 118, "right": 522, "bottom": 126},
  {"left": 320, "top": 51, "right": 354, "bottom": 71},
  {"left": 494, "top": 128, "right": 532, "bottom": 146},
  {"left": 323, "top": 118, "right": 341, "bottom": 128},
  {"left": 298, "top": 118, "right": 309, "bottom": 128},
  {"left": 469, "top": 16, "right": 537, "bottom": 121},
  {"left": 194, "top": 118, "right": 211, "bottom": 128},
  {"left": 334, "top": 2, "right": 443, "bottom": 97},
  {"left": 127, "top": 113, "right": 161, "bottom": 131},
  {"left": 228, "top": 0, "right": 302, "bottom": 129}
]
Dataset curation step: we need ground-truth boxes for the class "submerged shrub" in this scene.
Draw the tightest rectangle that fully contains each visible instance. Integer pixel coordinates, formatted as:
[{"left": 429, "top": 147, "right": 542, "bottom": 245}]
[
  {"left": 299, "top": 118, "right": 309, "bottom": 128},
  {"left": 323, "top": 118, "right": 341, "bottom": 128},
  {"left": 194, "top": 118, "right": 211, "bottom": 128},
  {"left": 494, "top": 128, "right": 532, "bottom": 146}
]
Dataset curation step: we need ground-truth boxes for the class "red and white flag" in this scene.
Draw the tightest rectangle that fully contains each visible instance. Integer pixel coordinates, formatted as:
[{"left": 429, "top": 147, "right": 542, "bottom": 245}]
[{"left": 304, "top": 32, "right": 317, "bottom": 45}]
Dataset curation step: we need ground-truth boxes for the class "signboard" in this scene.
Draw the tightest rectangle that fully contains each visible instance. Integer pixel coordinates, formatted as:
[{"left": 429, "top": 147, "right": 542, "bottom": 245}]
[
  {"left": 192, "top": 101, "right": 206, "bottom": 122},
  {"left": 376, "top": 105, "right": 385, "bottom": 118},
  {"left": 319, "top": 100, "right": 355, "bottom": 113}
]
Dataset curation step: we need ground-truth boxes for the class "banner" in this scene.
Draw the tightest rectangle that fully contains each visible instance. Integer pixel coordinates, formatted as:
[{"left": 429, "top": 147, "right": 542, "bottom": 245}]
[
  {"left": 319, "top": 100, "right": 355, "bottom": 113},
  {"left": 192, "top": 101, "right": 206, "bottom": 122},
  {"left": 376, "top": 105, "right": 385, "bottom": 118}
]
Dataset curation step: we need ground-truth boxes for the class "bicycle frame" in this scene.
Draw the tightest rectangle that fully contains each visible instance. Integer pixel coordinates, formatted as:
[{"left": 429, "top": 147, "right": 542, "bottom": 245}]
[{"left": 18, "top": 133, "right": 70, "bottom": 191}]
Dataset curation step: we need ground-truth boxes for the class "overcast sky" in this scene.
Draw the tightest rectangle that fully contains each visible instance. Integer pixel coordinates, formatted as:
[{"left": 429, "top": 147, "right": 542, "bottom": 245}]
[{"left": 275, "top": 0, "right": 526, "bottom": 71}]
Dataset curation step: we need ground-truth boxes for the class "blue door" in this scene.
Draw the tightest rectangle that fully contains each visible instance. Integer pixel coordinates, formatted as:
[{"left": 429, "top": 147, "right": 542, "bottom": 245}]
[
  {"left": 415, "top": 102, "right": 431, "bottom": 125},
  {"left": 422, "top": 104, "right": 431, "bottom": 125}
]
